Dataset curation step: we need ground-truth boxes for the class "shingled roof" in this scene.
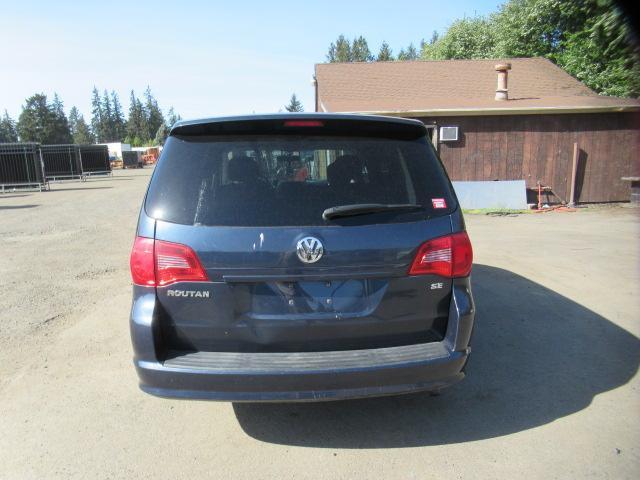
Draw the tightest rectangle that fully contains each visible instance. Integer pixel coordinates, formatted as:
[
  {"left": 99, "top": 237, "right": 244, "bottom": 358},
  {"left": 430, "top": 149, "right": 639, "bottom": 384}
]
[{"left": 314, "top": 57, "right": 640, "bottom": 115}]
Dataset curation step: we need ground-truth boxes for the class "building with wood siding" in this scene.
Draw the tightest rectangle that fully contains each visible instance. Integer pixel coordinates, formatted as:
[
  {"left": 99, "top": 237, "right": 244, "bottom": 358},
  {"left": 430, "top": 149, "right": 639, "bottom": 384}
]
[{"left": 314, "top": 58, "right": 640, "bottom": 203}]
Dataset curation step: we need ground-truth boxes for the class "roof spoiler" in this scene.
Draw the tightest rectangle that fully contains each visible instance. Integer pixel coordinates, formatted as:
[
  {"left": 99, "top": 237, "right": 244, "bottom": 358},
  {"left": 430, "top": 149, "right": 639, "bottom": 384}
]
[{"left": 170, "top": 114, "right": 427, "bottom": 140}]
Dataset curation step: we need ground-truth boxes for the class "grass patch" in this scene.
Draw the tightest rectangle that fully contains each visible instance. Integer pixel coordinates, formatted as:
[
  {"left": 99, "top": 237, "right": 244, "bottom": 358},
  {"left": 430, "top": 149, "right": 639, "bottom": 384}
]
[{"left": 462, "top": 208, "right": 531, "bottom": 216}]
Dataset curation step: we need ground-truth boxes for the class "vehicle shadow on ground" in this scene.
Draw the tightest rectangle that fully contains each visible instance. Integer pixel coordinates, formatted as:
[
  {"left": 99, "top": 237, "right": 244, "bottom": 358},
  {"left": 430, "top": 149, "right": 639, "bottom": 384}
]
[
  {"left": 233, "top": 264, "right": 640, "bottom": 447},
  {"left": 82, "top": 178, "right": 134, "bottom": 183},
  {"left": 0, "top": 204, "right": 39, "bottom": 210},
  {"left": 0, "top": 194, "right": 32, "bottom": 199},
  {"left": 48, "top": 186, "right": 114, "bottom": 192}
]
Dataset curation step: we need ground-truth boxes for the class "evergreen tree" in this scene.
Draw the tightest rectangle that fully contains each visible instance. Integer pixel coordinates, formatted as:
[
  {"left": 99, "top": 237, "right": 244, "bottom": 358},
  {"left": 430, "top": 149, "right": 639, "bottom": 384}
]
[
  {"left": 398, "top": 43, "right": 419, "bottom": 60},
  {"left": 68, "top": 106, "right": 80, "bottom": 134},
  {"left": 126, "top": 90, "right": 149, "bottom": 146},
  {"left": 376, "top": 41, "right": 394, "bottom": 61},
  {"left": 166, "top": 107, "right": 182, "bottom": 127},
  {"left": 50, "top": 93, "right": 73, "bottom": 143},
  {"left": 154, "top": 123, "right": 169, "bottom": 145},
  {"left": 74, "top": 117, "right": 94, "bottom": 145},
  {"left": 90, "top": 87, "right": 105, "bottom": 142},
  {"left": 327, "top": 35, "right": 352, "bottom": 62},
  {"left": 351, "top": 36, "right": 373, "bottom": 61},
  {"left": 102, "top": 90, "right": 115, "bottom": 141},
  {"left": 284, "top": 93, "right": 304, "bottom": 112},
  {"left": 16, "top": 93, "right": 57, "bottom": 143},
  {"left": 144, "top": 86, "right": 165, "bottom": 141},
  {"left": 110, "top": 91, "right": 126, "bottom": 141},
  {"left": 0, "top": 110, "right": 18, "bottom": 142},
  {"left": 68, "top": 106, "right": 94, "bottom": 144}
]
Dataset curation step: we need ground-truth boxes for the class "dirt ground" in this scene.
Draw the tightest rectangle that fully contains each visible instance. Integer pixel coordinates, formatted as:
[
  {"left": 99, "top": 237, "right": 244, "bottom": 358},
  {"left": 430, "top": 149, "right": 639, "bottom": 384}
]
[{"left": 1, "top": 169, "right": 638, "bottom": 480}]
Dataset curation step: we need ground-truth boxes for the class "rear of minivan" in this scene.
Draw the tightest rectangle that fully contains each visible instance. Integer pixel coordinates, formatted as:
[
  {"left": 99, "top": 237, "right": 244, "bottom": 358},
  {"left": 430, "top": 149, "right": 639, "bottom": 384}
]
[{"left": 130, "top": 114, "right": 475, "bottom": 401}]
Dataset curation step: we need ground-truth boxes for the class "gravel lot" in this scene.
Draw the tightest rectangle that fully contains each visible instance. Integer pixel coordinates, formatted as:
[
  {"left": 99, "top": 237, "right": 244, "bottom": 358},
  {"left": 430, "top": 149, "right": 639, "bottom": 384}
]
[{"left": 1, "top": 169, "right": 638, "bottom": 479}]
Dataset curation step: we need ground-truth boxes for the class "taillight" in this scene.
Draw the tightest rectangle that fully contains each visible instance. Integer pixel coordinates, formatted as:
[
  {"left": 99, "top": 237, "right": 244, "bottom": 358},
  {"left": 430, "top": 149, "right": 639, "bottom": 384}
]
[
  {"left": 129, "top": 236, "right": 209, "bottom": 287},
  {"left": 283, "top": 120, "right": 324, "bottom": 127},
  {"left": 155, "top": 240, "right": 209, "bottom": 286},
  {"left": 408, "top": 232, "right": 473, "bottom": 278},
  {"left": 130, "top": 237, "right": 155, "bottom": 286}
]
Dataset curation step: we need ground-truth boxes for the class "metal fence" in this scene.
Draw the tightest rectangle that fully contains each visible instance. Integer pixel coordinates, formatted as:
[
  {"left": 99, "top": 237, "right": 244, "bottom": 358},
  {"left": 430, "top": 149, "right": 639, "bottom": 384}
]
[
  {"left": 0, "top": 143, "right": 46, "bottom": 192},
  {"left": 122, "top": 151, "right": 142, "bottom": 168},
  {"left": 78, "top": 145, "right": 111, "bottom": 175},
  {"left": 41, "top": 144, "right": 83, "bottom": 180}
]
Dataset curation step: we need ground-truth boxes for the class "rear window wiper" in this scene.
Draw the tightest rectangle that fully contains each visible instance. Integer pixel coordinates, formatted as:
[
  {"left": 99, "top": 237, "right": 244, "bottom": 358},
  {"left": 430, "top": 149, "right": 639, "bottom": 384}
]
[{"left": 322, "top": 203, "right": 424, "bottom": 220}]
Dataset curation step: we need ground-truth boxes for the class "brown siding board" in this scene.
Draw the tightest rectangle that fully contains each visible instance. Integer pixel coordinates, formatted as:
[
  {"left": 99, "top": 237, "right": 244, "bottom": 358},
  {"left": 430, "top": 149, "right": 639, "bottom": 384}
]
[{"left": 421, "top": 112, "right": 639, "bottom": 203}]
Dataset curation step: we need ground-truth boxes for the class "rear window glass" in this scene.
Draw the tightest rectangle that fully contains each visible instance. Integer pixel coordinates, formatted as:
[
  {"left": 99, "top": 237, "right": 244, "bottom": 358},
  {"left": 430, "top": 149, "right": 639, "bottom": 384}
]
[{"left": 145, "top": 135, "right": 456, "bottom": 226}]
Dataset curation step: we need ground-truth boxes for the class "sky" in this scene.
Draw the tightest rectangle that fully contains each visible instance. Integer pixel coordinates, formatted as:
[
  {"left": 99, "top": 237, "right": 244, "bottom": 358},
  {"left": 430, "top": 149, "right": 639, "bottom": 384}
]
[{"left": 0, "top": 0, "right": 500, "bottom": 121}]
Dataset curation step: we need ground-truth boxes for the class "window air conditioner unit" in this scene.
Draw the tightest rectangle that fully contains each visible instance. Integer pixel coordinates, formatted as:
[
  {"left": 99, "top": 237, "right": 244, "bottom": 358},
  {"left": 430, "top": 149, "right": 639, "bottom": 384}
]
[{"left": 440, "top": 126, "right": 459, "bottom": 142}]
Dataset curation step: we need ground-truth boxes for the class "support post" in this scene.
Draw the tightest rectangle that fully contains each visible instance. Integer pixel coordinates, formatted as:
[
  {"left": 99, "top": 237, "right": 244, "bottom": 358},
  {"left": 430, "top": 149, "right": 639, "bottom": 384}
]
[{"left": 568, "top": 142, "right": 579, "bottom": 207}]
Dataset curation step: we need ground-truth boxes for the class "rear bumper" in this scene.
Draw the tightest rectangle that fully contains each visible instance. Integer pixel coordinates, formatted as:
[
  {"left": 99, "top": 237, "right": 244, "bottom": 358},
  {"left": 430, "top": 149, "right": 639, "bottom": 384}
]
[
  {"left": 135, "top": 343, "right": 468, "bottom": 402},
  {"left": 130, "top": 278, "right": 475, "bottom": 402}
]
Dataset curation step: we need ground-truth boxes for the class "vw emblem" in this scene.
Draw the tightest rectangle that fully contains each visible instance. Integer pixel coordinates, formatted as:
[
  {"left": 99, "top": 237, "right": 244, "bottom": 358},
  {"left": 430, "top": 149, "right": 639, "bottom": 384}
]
[{"left": 296, "top": 237, "right": 324, "bottom": 264}]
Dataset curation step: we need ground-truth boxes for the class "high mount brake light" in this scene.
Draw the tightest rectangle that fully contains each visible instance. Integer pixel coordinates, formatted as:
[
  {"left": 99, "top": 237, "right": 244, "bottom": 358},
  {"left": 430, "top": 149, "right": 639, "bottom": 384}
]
[
  {"left": 408, "top": 232, "right": 473, "bottom": 278},
  {"left": 129, "top": 237, "right": 209, "bottom": 287},
  {"left": 283, "top": 120, "right": 324, "bottom": 127}
]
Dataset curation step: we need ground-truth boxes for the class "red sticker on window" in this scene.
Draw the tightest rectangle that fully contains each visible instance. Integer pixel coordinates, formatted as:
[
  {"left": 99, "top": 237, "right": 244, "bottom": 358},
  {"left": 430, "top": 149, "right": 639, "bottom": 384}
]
[{"left": 432, "top": 198, "right": 447, "bottom": 209}]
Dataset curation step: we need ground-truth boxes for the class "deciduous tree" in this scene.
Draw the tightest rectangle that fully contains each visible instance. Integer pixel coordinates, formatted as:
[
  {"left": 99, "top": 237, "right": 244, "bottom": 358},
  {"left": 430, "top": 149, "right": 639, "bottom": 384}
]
[{"left": 419, "top": 0, "right": 639, "bottom": 97}]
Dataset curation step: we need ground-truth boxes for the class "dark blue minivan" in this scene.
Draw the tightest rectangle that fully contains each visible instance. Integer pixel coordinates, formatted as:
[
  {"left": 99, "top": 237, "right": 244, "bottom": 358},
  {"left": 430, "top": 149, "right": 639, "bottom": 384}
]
[{"left": 129, "top": 114, "right": 475, "bottom": 401}]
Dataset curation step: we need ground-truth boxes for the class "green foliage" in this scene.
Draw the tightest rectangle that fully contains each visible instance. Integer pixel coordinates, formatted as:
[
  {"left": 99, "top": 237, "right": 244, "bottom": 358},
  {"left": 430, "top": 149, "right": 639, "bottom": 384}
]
[
  {"left": 90, "top": 87, "right": 106, "bottom": 142},
  {"left": 89, "top": 88, "right": 127, "bottom": 142},
  {"left": 110, "top": 91, "right": 127, "bottom": 142},
  {"left": 351, "top": 36, "right": 373, "bottom": 62},
  {"left": 50, "top": 94, "right": 73, "bottom": 143},
  {"left": 102, "top": 90, "right": 116, "bottom": 141},
  {"left": 419, "top": 0, "right": 639, "bottom": 97},
  {"left": 326, "top": 35, "right": 373, "bottom": 62},
  {"left": 100, "top": 90, "right": 126, "bottom": 142},
  {"left": 376, "top": 41, "right": 394, "bottom": 61},
  {"left": 73, "top": 117, "right": 94, "bottom": 145},
  {"left": 284, "top": 93, "right": 304, "bottom": 112},
  {"left": 327, "top": 35, "right": 352, "bottom": 62},
  {"left": 154, "top": 123, "right": 169, "bottom": 145},
  {"left": 0, "top": 110, "right": 18, "bottom": 142},
  {"left": 422, "top": 16, "right": 496, "bottom": 59},
  {"left": 398, "top": 43, "right": 419, "bottom": 61},
  {"left": 126, "top": 90, "right": 149, "bottom": 144},
  {"left": 166, "top": 107, "right": 182, "bottom": 128},
  {"left": 16, "top": 93, "right": 72, "bottom": 143},
  {"left": 557, "top": 30, "right": 640, "bottom": 97},
  {"left": 8, "top": 89, "right": 175, "bottom": 146},
  {"left": 144, "top": 86, "right": 165, "bottom": 141},
  {"left": 68, "top": 106, "right": 94, "bottom": 144}
]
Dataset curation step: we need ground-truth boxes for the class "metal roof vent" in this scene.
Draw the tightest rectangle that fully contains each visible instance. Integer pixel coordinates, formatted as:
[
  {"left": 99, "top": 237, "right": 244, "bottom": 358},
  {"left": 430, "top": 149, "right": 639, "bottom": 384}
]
[{"left": 495, "top": 63, "right": 512, "bottom": 101}]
